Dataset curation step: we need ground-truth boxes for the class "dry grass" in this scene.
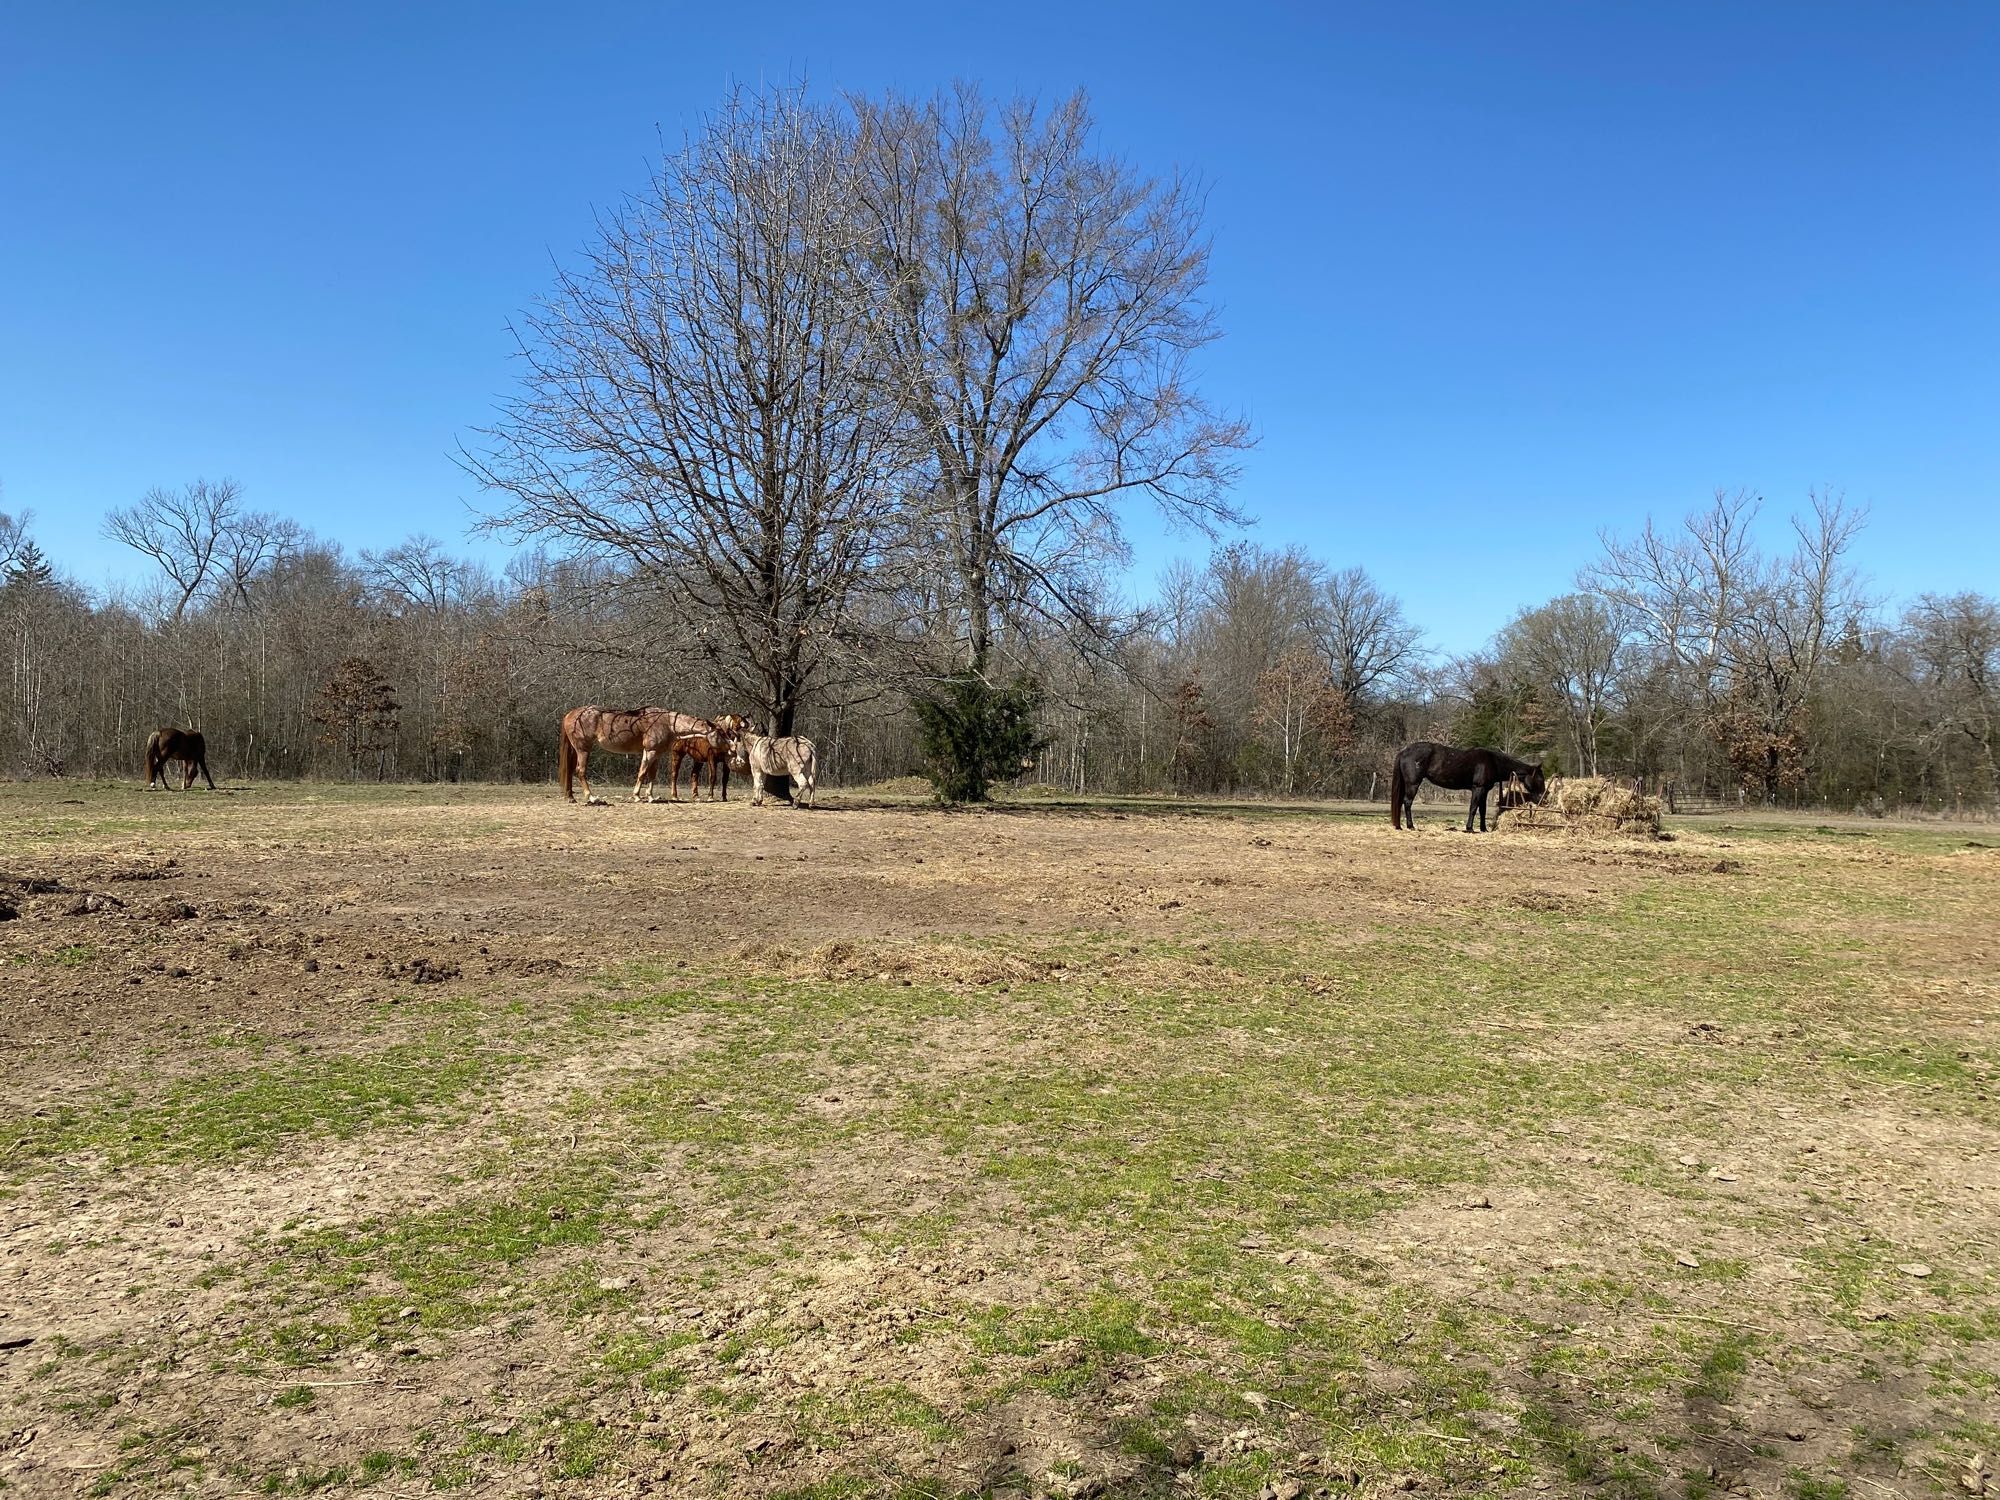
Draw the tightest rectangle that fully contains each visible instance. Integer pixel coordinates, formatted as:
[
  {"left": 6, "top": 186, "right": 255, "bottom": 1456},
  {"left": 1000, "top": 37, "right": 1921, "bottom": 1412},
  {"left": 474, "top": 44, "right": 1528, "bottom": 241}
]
[{"left": 0, "top": 779, "right": 1995, "bottom": 1499}]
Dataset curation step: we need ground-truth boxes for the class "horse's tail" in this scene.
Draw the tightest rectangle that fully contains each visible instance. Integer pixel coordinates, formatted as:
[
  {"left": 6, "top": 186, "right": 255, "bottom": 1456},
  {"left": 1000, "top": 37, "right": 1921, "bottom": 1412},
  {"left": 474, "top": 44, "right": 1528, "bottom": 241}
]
[
  {"left": 798, "top": 743, "right": 818, "bottom": 806},
  {"left": 1389, "top": 755, "right": 1407, "bottom": 828},
  {"left": 558, "top": 722, "right": 575, "bottom": 800},
  {"left": 144, "top": 731, "right": 162, "bottom": 784}
]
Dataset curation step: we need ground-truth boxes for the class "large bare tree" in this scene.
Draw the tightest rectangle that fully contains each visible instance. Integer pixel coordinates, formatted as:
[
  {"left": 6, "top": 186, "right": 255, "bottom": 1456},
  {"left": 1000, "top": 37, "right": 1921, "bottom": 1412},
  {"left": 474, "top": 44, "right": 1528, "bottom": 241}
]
[
  {"left": 849, "top": 86, "right": 1251, "bottom": 674},
  {"left": 465, "top": 88, "right": 910, "bottom": 734}
]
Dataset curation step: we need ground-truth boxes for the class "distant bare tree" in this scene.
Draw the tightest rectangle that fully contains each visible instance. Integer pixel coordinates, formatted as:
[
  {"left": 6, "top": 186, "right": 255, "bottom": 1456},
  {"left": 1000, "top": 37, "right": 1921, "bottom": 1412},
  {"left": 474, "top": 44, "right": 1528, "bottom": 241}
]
[
  {"left": 1902, "top": 591, "right": 2000, "bottom": 804},
  {"left": 0, "top": 512, "right": 90, "bottom": 776},
  {"left": 1589, "top": 488, "right": 1866, "bottom": 798},
  {"left": 1498, "top": 593, "right": 1622, "bottom": 775},
  {"left": 465, "top": 87, "right": 909, "bottom": 735},
  {"left": 103, "top": 479, "right": 306, "bottom": 621},
  {"left": 1315, "top": 566, "right": 1422, "bottom": 701},
  {"left": 0, "top": 506, "right": 29, "bottom": 575},
  {"left": 104, "top": 479, "right": 244, "bottom": 622},
  {"left": 1193, "top": 543, "right": 1323, "bottom": 726},
  {"left": 362, "top": 535, "right": 466, "bottom": 616},
  {"left": 1254, "top": 644, "right": 1354, "bottom": 793},
  {"left": 216, "top": 511, "right": 307, "bottom": 609},
  {"left": 850, "top": 86, "right": 1251, "bottom": 673}
]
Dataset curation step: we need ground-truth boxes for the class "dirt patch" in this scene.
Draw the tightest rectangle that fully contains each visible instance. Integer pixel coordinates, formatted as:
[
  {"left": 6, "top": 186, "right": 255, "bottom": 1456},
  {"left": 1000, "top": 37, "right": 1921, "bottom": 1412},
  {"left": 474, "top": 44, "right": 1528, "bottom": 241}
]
[
  {"left": 2, "top": 783, "right": 1995, "bottom": 1498},
  {"left": 0, "top": 789, "right": 1697, "bottom": 1096}
]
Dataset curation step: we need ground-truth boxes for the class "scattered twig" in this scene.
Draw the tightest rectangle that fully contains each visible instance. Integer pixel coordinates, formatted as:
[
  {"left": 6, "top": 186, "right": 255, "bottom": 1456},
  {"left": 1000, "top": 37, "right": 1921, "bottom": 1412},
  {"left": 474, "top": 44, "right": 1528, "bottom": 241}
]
[{"left": 1652, "top": 1310, "right": 1775, "bottom": 1336}]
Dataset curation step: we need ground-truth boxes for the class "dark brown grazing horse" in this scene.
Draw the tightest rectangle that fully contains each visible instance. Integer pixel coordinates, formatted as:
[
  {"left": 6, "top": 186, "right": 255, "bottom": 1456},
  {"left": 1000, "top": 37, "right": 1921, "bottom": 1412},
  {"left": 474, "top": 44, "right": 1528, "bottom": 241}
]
[
  {"left": 1390, "top": 741, "right": 1546, "bottom": 832},
  {"left": 144, "top": 728, "right": 216, "bottom": 790},
  {"left": 557, "top": 706, "right": 709, "bottom": 804},
  {"left": 668, "top": 713, "right": 752, "bottom": 801}
]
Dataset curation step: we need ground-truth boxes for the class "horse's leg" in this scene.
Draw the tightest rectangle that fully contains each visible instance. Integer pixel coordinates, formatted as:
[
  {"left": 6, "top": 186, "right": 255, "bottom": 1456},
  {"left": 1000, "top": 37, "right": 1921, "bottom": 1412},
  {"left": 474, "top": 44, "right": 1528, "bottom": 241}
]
[
  {"left": 635, "top": 749, "right": 658, "bottom": 802},
  {"left": 668, "top": 747, "right": 683, "bottom": 802},
  {"left": 751, "top": 768, "right": 765, "bottom": 807},
  {"left": 577, "top": 748, "right": 594, "bottom": 804}
]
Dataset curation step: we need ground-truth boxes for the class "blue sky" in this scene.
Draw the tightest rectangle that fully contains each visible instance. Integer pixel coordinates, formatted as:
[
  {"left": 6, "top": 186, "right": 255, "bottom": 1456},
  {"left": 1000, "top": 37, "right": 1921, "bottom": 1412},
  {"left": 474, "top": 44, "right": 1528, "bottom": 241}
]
[{"left": 2, "top": 2, "right": 1994, "bottom": 652}]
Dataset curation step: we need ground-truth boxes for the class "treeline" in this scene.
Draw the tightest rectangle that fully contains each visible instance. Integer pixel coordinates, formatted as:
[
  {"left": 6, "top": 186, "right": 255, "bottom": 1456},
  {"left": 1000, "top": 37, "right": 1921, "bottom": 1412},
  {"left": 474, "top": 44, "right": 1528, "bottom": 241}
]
[
  {"left": 2, "top": 82, "right": 1993, "bottom": 810},
  {"left": 2, "top": 487, "right": 1995, "bottom": 812}
]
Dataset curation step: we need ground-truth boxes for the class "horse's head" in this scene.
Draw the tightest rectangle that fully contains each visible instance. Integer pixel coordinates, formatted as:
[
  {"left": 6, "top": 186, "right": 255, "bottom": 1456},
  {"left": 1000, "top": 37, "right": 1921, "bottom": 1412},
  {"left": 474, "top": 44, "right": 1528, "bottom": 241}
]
[{"left": 1521, "top": 764, "right": 1549, "bottom": 804}]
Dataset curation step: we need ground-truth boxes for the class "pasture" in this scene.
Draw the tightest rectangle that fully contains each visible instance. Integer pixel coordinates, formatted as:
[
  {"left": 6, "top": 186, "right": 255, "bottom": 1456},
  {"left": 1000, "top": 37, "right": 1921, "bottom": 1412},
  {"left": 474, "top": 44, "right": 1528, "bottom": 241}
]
[{"left": 1, "top": 782, "right": 1995, "bottom": 1500}]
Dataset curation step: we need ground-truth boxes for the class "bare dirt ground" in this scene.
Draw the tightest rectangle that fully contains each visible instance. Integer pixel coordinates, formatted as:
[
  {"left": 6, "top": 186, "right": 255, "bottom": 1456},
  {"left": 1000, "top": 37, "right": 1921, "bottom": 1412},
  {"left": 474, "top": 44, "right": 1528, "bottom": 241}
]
[{"left": 2, "top": 780, "right": 1995, "bottom": 1500}]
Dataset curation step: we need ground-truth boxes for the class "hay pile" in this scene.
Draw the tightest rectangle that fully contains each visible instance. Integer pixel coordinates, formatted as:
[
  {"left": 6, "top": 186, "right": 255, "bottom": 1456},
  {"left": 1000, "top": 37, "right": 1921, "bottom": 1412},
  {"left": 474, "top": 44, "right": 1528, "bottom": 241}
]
[{"left": 1504, "top": 776, "right": 1664, "bottom": 838}]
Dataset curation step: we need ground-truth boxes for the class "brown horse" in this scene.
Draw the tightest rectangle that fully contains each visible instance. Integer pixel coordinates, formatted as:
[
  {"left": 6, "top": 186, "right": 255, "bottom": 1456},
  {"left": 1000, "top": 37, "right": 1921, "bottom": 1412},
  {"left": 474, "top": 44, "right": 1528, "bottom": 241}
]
[
  {"left": 557, "top": 706, "right": 709, "bottom": 804},
  {"left": 669, "top": 713, "right": 752, "bottom": 801},
  {"left": 144, "top": 727, "right": 216, "bottom": 790}
]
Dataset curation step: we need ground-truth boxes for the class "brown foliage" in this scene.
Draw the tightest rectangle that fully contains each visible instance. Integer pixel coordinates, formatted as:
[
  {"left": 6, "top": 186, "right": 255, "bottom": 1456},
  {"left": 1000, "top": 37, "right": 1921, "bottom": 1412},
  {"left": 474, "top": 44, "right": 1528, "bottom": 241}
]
[{"left": 312, "top": 657, "right": 401, "bottom": 779}]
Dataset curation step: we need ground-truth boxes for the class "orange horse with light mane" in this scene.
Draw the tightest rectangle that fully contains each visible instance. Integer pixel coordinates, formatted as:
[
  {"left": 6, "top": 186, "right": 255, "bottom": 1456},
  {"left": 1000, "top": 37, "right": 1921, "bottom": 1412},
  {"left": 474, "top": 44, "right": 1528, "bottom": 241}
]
[{"left": 557, "top": 706, "right": 711, "bottom": 804}]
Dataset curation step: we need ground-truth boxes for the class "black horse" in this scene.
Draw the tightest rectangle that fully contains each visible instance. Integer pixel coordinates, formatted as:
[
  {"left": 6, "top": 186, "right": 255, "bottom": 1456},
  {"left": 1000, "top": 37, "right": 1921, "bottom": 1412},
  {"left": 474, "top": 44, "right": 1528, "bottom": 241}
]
[
  {"left": 1390, "top": 741, "right": 1545, "bottom": 832},
  {"left": 144, "top": 727, "right": 216, "bottom": 790}
]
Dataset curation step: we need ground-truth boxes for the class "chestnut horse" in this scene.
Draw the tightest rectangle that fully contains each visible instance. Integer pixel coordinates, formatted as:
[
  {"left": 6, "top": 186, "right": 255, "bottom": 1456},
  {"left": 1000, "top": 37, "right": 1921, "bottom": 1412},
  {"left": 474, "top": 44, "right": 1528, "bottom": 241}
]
[
  {"left": 1390, "top": 741, "right": 1546, "bottom": 833},
  {"left": 668, "top": 713, "right": 752, "bottom": 801},
  {"left": 557, "top": 706, "right": 710, "bottom": 804},
  {"left": 144, "top": 727, "right": 216, "bottom": 790}
]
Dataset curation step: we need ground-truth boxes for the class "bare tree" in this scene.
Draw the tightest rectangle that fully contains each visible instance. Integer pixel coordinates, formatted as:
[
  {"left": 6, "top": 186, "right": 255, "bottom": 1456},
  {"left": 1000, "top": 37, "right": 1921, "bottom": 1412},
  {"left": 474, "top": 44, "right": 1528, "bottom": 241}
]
[
  {"left": 1193, "top": 543, "right": 1323, "bottom": 727},
  {"left": 850, "top": 86, "right": 1251, "bottom": 673},
  {"left": 1314, "top": 566, "right": 1422, "bottom": 701},
  {"left": 362, "top": 535, "right": 466, "bottom": 616},
  {"left": 1254, "top": 644, "right": 1353, "bottom": 793},
  {"left": 1901, "top": 592, "right": 2000, "bottom": 805},
  {"left": 1588, "top": 489, "right": 1867, "bottom": 798},
  {"left": 216, "top": 511, "right": 307, "bottom": 609},
  {"left": 104, "top": 479, "right": 244, "bottom": 622},
  {"left": 1498, "top": 593, "right": 1622, "bottom": 775},
  {"left": 465, "top": 88, "right": 909, "bottom": 734},
  {"left": 0, "top": 505, "right": 30, "bottom": 576},
  {"left": 0, "top": 510, "right": 88, "bottom": 774}
]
